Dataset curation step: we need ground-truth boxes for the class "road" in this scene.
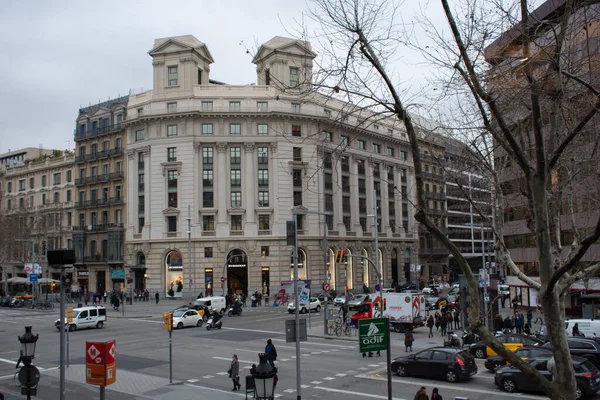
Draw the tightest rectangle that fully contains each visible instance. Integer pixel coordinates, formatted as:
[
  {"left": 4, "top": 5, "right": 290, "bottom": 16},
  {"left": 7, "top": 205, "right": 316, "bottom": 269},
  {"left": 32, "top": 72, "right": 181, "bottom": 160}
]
[{"left": 0, "top": 301, "right": 562, "bottom": 399}]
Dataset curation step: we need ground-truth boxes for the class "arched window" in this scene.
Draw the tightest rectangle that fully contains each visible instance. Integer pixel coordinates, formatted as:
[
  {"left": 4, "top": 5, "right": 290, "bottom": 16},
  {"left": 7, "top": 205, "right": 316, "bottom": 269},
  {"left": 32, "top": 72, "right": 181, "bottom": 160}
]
[{"left": 165, "top": 250, "right": 183, "bottom": 298}]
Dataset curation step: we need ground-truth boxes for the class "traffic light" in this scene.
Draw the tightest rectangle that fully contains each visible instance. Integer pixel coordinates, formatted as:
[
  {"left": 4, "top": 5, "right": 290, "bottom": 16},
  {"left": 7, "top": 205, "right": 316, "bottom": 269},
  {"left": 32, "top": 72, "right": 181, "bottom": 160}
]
[
  {"left": 162, "top": 312, "right": 173, "bottom": 331},
  {"left": 383, "top": 298, "right": 387, "bottom": 311}
]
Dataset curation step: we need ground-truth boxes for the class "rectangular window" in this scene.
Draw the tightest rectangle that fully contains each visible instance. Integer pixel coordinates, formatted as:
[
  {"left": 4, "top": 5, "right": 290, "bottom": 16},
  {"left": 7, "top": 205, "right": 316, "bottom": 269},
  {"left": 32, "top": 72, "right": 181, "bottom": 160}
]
[
  {"left": 202, "top": 170, "right": 213, "bottom": 187},
  {"left": 203, "top": 216, "right": 215, "bottom": 231},
  {"left": 230, "top": 169, "right": 241, "bottom": 185},
  {"left": 203, "top": 192, "right": 214, "bottom": 208},
  {"left": 231, "top": 215, "right": 243, "bottom": 231},
  {"left": 257, "top": 147, "right": 268, "bottom": 164},
  {"left": 79, "top": 146, "right": 86, "bottom": 157},
  {"left": 341, "top": 135, "right": 349, "bottom": 146},
  {"left": 230, "top": 147, "right": 241, "bottom": 164},
  {"left": 167, "top": 216, "right": 177, "bottom": 232},
  {"left": 115, "top": 137, "right": 122, "bottom": 149},
  {"left": 66, "top": 190, "right": 71, "bottom": 201},
  {"left": 203, "top": 147, "right": 213, "bottom": 164},
  {"left": 167, "top": 147, "right": 177, "bottom": 162},
  {"left": 167, "top": 125, "right": 177, "bottom": 137},
  {"left": 138, "top": 217, "right": 145, "bottom": 233},
  {"left": 167, "top": 170, "right": 178, "bottom": 188},
  {"left": 135, "top": 130, "right": 144, "bottom": 141},
  {"left": 257, "top": 123, "right": 268, "bottom": 136},
  {"left": 53, "top": 192, "right": 60, "bottom": 203},
  {"left": 358, "top": 140, "right": 366, "bottom": 150},
  {"left": 291, "top": 103, "right": 300, "bottom": 113},
  {"left": 19, "top": 198, "right": 24, "bottom": 209},
  {"left": 79, "top": 168, "right": 86, "bottom": 179},
  {"left": 229, "top": 123, "right": 241, "bottom": 135},
  {"left": 257, "top": 102, "right": 268, "bottom": 112},
  {"left": 202, "top": 123, "right": 213, "bottom": 135},
  {"left": 103, "top": 140, "right": 109, "bottom": 151},
  {"left": 293, "top": 147, "right": 302, "bottom": 162},
  {"left": 400, "top": 151, "right": 407, "bottom": 161},
  {"left": 259, "top": 215, "right": 270, "bottom": 230},
  {"left": 53, "top": 172, "right": 61, "bottom": 185},
  {"left": 18, "top": 179, "right": 25, "bottom": 191},
  {"left": 168, "top": 66, "right": 178, "bottom": 86},
  {"left": 229, "top": 101, "right": 241, "bottom": 112},
  {"left": 202, "top": 101, "right": 213, "bottom": 111},
  {"left": 292, "top": 125, "right": 301, "bottom": 137},
  {"left": 231, "top": 192, "right": 242, "bottom": 207},
  {"left": 66, "top": 170, "right": 72, "bottom": 182},
  {"left": 42, "top": 193, "right": 46, "bottom": 204},
  {"left": 289, "top": 67, "right": 299, "bottom": 87},
  {"left": 258, "top": 191, "right": 269, "bottom": 207},
  {"left": 386, "top": 147, "right": 394, "bottom": 157},
  {"left": 372, "top": 143, "right": 380, "bottom": 153},
  {"left": 91, "top": 143, "right": 97, "bottom": 155},
  {"left": 41, "top": 175, "right": 47, "bottom": 187},
  {"left": 115, "top": 161, "right": 122, "bottom": 173},
  {"left": 29, "top": 177, "right": 34, "bottom": 189},
  {"left": 91, "top": 166, "right": 97, "bottom": 177},
  {"left": 322, "top": 131, "right": 332, "bottom": 142},
  {"left": 258, "top": 169, "right": 269, "bottom": 185},
  {"left": 167, "top": 102, "right": 177, "bottom": 112},
  {"left": 198, "top": 68, "right": 203, "bottom": 85},
  {"left": 204, "top": 247, "right": 213, "bottom": 258}
]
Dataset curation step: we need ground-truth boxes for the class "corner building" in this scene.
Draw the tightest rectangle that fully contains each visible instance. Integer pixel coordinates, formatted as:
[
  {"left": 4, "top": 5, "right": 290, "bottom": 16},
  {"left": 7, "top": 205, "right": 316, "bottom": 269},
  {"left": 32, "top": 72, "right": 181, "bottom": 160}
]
[{"left": 124, "top": 35, "right": 418, "bottom": 299}]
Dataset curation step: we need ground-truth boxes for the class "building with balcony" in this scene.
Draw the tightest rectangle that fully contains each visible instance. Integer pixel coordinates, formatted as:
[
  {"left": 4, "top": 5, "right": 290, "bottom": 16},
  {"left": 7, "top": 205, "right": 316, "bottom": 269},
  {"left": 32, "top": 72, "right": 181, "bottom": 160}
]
[
  {"left": 0, "top": 150, "right": 75, "bottom": 293},
  {"left": 123, "top": 35, "right": 420, "bottom": 299},
  {"left": 72, "top": 97, "right": 128, "bottom": 295}
]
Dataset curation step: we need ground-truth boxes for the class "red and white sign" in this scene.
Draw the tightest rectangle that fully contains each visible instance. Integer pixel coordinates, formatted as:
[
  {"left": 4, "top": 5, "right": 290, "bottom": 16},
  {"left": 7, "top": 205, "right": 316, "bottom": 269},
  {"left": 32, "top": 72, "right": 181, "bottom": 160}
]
[
  {"left": 322, "top": 282, "right": 330, "bottom": 292},
  {"left": 221, "top": 276, "right": 225, "bottom": 283},
  {"left": 106, "top": 340, "right": 116, "bottom": 364},
  {"left": 86, "top": 343, "right": 103, "bottom": 365},
  {"left": 86, "top": 340, "right": 116, "bottom": 386}
]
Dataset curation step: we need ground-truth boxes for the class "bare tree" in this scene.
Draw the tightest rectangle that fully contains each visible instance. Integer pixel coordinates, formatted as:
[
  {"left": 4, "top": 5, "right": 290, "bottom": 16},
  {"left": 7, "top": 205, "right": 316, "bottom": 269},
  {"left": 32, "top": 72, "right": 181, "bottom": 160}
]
[{"left": 308, "top": 0, "right": 600, "bottom": 398}]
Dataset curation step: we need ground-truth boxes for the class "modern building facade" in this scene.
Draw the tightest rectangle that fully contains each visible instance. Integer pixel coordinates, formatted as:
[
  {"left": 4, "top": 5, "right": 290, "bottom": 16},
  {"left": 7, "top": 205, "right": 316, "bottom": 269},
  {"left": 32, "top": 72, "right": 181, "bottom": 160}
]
[
  {"left": 72, "top": 97, "right": 128, "bottom": 295},
  {"left": 123, "top": 35, "right": 419, "bottom": 299}
]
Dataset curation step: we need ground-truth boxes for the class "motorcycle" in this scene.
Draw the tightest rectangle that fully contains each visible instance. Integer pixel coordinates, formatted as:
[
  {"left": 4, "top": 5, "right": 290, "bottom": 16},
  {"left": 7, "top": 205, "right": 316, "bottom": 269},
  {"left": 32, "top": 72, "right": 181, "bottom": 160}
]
[
  {"left": 462, "top": 329, "right": 480, "bottom": 346},
  {"left": 444, "top": 331, "right": 462, "bottom": 348},
  {"left": 206, "top": 314, "right": 223, "bottom": 330},
  {"left": 228, "top": 304, "right": 243, "bottom": 317}
]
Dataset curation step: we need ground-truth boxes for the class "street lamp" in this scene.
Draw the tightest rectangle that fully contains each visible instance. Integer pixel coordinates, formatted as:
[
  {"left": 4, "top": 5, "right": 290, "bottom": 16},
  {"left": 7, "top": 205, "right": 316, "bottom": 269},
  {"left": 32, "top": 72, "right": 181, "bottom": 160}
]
[
  {"left": 18, "top": 326, "right": 38, "bottom": 364},
  {"left": 17, "top": 326, "right": 40, "bottom": 400},
  {"left": 252, "top": 353, "right": 275, "bottom": 400}
]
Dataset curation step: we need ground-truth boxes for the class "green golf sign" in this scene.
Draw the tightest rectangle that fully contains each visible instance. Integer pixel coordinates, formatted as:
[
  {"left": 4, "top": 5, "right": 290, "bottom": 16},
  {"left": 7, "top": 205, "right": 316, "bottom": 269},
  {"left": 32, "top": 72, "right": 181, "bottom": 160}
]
[{"left": 358, "top": 317, "right": 388, "bottom": 353}]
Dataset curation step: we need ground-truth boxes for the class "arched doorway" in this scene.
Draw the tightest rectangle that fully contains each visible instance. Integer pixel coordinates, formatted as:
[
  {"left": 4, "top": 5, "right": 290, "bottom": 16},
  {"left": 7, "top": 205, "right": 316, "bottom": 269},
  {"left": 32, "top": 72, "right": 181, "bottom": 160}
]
[
  {"left": 404, "top": 249, "right": 411, "bottom": 282},
  {"left": 346, "top": 250, "right": 354, "bottom": 291},
  {"left": 289, "top": 249, "right": 307, "bottom": 280},
  {"left": 362, "top": 249, "right": 370, "bottom": 289},
  {"left": 165, "top": 250, "right": 183, "bottom": 298},
  {"left": 134, "top": 252, "right": 146, "bottom": 291},
  {"left": 227, "top": 249, "right": 248, "bottom": 295}
]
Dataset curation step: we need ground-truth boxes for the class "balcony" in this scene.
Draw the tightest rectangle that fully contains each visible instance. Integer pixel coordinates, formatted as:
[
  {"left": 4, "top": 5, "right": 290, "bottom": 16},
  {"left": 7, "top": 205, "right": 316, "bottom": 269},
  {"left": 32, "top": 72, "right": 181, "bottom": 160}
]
[
  {"left": 423, "top": 171, "right": 445, "bottom": 182},
  {"left": 110, "top": 197, "right": 124, "bottom": 205},
  {"left": 96, "top": 150, "right": 109, "bottom": 160},
  {"left": 75, "top": 177, "right": 86, "bottom": 186},
  {"left": 83, "top": 255, "right": 107, "bottom": 263},
  {"left": 74, "top": 123, "right": 123, "bottom": 141},
  {"left": 110, "top": 172, "right": 123, "bottom": 181},
  {"left": 109, "top": 148, "right": 123, "bottom": 157},
  {"left": 107, "top": 223, "right": 124, "bottom": 230},
  {"left": 75, "top": 201, "right": 86, "bottom": 209},
  {"left": 426, "top": 208, "right": 447, "bottom": 216}
]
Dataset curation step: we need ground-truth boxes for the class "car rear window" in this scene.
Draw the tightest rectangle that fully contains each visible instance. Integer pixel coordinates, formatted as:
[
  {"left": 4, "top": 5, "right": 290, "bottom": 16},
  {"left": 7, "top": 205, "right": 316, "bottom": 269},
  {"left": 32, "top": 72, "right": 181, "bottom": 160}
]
[
  {"left": 458, "top": 351, "right": 474, "bottom": 361},
  {"left": 98, "top": 308, "right": 106, "bottom": 317},
  {"left": 582, "top": 361, "right": 599, "bottom": 374}
]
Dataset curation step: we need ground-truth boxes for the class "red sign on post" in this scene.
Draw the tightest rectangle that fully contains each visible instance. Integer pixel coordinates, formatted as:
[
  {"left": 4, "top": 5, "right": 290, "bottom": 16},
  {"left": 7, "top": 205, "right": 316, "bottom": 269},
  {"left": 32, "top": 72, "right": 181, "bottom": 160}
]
[
  {"left": 86, "top": 340, "right": 116, "bottom": 387},
  {"left": 221, "top": 276, "right": 225, "bottom": 283}
]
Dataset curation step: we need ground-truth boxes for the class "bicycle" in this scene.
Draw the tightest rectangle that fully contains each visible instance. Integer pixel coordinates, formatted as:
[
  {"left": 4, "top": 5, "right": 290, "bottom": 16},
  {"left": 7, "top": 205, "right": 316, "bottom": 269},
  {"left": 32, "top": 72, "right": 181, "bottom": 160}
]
[{"left": 327, "top": 321, "right": 335, "bottom": 336}]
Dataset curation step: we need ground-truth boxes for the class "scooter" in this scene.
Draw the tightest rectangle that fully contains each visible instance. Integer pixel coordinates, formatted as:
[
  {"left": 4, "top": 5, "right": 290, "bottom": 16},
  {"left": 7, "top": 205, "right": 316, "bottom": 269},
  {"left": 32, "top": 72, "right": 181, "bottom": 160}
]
[
  {"left": 444, "top": 331, "right": 462, "bottom": 348},
  {"left": 206, "top": 314, "right": 223, "bottom": 330},
  {"left": 462, "top": 329, "right": 480, "bottom": 346},
  {"left": 228, "top": 304, "right": 243, "bottom": 317}
]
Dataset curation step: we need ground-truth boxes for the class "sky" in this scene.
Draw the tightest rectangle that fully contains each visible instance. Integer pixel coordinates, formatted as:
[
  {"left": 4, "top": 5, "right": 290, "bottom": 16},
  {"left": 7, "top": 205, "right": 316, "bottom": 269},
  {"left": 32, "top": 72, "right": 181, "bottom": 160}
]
[{"left": 0, "top": 0, "right": 539, "bottom": 154}]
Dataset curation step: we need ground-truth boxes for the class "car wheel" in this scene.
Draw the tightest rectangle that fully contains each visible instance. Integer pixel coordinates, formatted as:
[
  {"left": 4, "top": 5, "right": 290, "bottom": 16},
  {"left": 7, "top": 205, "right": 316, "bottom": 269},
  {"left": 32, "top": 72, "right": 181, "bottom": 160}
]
[
  {"left": 474, "top": 348, "right": 486, "bottom": 359},
  {"left": 177, "top": 322, "right": 183, "bottom": 329},
  {"left": 445, "top": 370, "right": 458, "bottom": 383},
  {"left": 196, "top": 320, "right": 202, "bottom": 327},
  {"left": 396, "top": 364, "right": 407, "bottom": 377},
  {"left": 316, "top": 305, "right": 321, "bottom": 312},
  {"left": 501, "top": 377, "right": 517, "bottom": 393},
  {"left": 69, "top": 324, "right": 76, "bottom": 332},
  {"left": 206, "top": 324, "right": 211, "bottom": 331},
  {"left": 96, "top": 321, "right": 103, "bottom": 329},
  {"left": 393, "top": 324, "right": 402, "bottom": 333},
  {"left": 575, "top": 385, "right": 584, "bottom": 400}
]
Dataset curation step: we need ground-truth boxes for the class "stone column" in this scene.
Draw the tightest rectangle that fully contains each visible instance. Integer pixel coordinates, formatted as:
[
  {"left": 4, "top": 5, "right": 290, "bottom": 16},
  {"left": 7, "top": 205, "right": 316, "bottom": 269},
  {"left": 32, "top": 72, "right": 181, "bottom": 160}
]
[
  {"left": 126, "top": 149, "right": 136, "bottom": 234},
  {"left": 366, "top": 160, "right": 375, "bottom": 231},
  {"left": 333, "top": 152, "right": 344, "bottom": 232},
  {"left": 350, "top": 158, "right": 360, "bottom": 233},
  {"left": 380, "top": 164, "right": 390, "bottom": 234},
  {"left": 244, "top": 143, "right": 256, "bottom": 235},
  {"left": 216, "top": 142, "right": 228, "bottom": 235}
]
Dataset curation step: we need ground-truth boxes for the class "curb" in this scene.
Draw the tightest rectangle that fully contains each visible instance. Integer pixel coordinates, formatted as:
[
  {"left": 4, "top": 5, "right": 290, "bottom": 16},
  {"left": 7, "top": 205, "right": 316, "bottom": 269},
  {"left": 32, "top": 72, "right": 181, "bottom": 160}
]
[{"left": 307, "top": 334, "right": 357, "bottom": 342}]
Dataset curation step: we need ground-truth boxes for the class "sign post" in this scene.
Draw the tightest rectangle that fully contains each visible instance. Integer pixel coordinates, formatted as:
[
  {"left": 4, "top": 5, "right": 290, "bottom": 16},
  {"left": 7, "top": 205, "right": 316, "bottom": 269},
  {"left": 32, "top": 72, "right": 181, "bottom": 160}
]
[
  {"left": 359, "top": 318, "right": 391, "bottom": 399},
  {"left": 86, "top": 340, "right": 116, "bottom": 400},
  {"left": 162, "top": 312, "right": 173, "bottom": 383}
]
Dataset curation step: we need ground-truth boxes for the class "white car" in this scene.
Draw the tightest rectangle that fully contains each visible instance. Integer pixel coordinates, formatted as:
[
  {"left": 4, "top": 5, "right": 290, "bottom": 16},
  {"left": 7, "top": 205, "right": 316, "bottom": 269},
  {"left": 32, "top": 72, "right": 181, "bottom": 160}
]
[
  {"left": 288, "top": 297, "right": 321, "bottom": 314},
  {"left": 333, "top": 293, "right": 354, "bottom": 307},
  {"left": 172, "top": 309, "right": 203, "bottom": 329}
]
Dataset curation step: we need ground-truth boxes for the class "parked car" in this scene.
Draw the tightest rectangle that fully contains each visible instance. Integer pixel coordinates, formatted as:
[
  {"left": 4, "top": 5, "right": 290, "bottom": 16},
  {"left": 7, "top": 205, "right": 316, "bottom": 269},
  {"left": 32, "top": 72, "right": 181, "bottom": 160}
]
[
  {"left": 288, "top": 297, "right": 321, "bottom": 314},
  {"left": 484, "top": 345, "right": 553, "bottom": 371},
  {"left": 544, "top": 337, "right": 600, "bottom": 368},
  {"left": 399, "top": 282, "right": 417, "bottom": 291},
  {"left": 347, "top": 295, "right": 368, "bottom": 311},
  {"left": 494, "top": 356, "right": 600, "bottom": 399},
  {"left": 391, "top": 347, "right": 477, "bottom": 382},
  {"left": 422, "top": 285, "right": 439, "bottom": 295},
  {"left": 317, "top": 293, "right": 333, "bottom": 304},
  {"left": 468, "top": 334, "right": 542, "bottom": 359},
  {"left": 333, "top": 293, "right": 354, "bottom": 307},
  {"left": 172, "top": 309, "right": 203, "bottom": 329}
]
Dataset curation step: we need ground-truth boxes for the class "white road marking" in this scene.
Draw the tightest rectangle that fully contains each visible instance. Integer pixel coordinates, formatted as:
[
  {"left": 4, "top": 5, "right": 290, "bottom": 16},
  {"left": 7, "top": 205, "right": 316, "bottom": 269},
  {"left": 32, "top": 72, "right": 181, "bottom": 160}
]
[
  {"left": 187, "top": 379, "right": 199, "bottom": 382},
  {"left": 314, "top": 386, "right": 406, "bottom": 399},
  {"left": 335, "top": 373, "right": 347, "bottom": 377},
  {"left": 301, "top": 384, "right": 311, "bottom": 388},
  {"left": 213, "top": 356, "right": 255, "bottom": 365},
  {"left": 0, "top": 357, "right": 17, "bottom": 365},
  {"left": 323, "top": 376, "right": 336, "bottom": 380},
  {"left": 0, "top": 319, "right": 18, "bottom": 324},
  {"left": 283, "top": 388, "right": 296, "bottom": 392},
  {"left": 0, "top": 351, "right": 17, "bottom": 354},
  {"left": 221, "top": 326, "right": 282, "bottom": 335},
  {"left": 185, "top": 383, "right": 246, "bottom": 397},
  {"left": 271, "top": 338, "right": 351, "bottom": 348},
  {"left": 311, "top": 380, "right": 323, "bottom": 384}
]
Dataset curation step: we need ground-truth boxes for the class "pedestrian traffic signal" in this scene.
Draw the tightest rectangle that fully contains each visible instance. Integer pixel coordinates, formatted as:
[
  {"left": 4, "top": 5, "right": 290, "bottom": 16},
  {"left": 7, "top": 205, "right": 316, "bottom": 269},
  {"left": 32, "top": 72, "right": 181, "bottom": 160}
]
[
  {"left": 336, "top": 250, "right": 346, "bottom": 263},
  {"left": 383, "top": 298, "right": 387, "bottom": 311},
  {"left": 162, "top": 312, "right": 173, "bottom": 331}
]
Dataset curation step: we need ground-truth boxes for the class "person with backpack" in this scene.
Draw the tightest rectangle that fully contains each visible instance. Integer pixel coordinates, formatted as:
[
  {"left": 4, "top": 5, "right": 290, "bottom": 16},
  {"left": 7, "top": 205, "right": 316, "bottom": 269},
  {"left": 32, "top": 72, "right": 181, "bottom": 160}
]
[
  {"left": 404, "top": 329, "right": 414, "bottom": 352},
  {"left": 265, "top": 338, "right": 277, "bottom": 367},
  {"left": 427, "top": 315, "right": 435, "bottom": 338}
]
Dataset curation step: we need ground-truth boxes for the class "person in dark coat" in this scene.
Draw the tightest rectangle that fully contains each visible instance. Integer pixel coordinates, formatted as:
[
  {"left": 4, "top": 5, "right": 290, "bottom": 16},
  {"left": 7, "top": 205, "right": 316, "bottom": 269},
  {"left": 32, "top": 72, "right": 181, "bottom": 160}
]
[
  {"left": 502, "top": 316, "right": 512, "bottom": 332},
  {"left": 414, "top": 386, "right": 429, "bottom": 400},
  {"left": 155, "top": 291, "right": 159, "bottom": 304},
  {"left": 515, "top": 313, "right": 523, "bottom": 334},
  {"left": 431, "top": 387, "right": 442, "bottom": 400},
  {"left": 493, "top": 314, "right": 503, "bottom": 333},
  {"left": 230, "top": 354, "right": 241, "bottom": 391},
  {"left": 265, "top": 339, "right": 277, "bottom": 367},
  {"left": 440, "top": 315, "right": 448, "bottom": 336},
  {"left": 405, "top": 330, "right": 414, "bottom": 352},
  {"left": 526, "top": 309, "right": 533, "bottom": 329},
  {"left": 453, "top": 309, "right": 460, "bottom": 330},
  {"left": 427, "top": 315, "right": 435, "bottom": 338}
]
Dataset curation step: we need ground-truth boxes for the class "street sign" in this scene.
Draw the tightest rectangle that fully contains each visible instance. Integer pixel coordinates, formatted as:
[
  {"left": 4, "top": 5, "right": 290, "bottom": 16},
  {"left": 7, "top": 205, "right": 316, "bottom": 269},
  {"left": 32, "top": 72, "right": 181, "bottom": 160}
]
[
  {"left": 358, "top": 318, "right": 388, "bottom": 353},
  {"left": 29, "top": 274, "right": 38, "bottom": 282},
  {"left": 484, "top": 293, "right": 490, "bottom": 303},
  {"left": 66, "top": 307, "right": 73, "bottom": 323},
  {"left": 221, "top": 276, "right": 225, "bottom": 283},
  {"left": 285, "top": 319, "right": 307, "bottom": 343},
  {"left": 375, "top": 284, "right": 381, "bottom": 292},
  {"left": 86, "top": 340, "right": 117, "bottom": 386},
  {"left": 322, "top": 282, "right": 330, "bottom": 292},
  {"left": 127, "top": 278, "right": 133, "bottom": 284}
]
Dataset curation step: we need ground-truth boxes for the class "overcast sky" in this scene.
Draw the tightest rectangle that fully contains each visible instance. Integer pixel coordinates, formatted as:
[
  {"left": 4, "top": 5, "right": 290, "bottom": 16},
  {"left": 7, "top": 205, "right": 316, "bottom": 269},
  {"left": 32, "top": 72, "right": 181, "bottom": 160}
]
[{"left": 0, "top": 0, "right": 538, "bottom": 155}]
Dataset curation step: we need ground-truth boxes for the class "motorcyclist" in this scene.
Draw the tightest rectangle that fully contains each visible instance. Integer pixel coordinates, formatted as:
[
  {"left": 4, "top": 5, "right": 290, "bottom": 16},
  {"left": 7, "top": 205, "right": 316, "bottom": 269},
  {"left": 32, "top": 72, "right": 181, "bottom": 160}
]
[{"left": 209, "top": 309, "right": 222, "bottom": 325}]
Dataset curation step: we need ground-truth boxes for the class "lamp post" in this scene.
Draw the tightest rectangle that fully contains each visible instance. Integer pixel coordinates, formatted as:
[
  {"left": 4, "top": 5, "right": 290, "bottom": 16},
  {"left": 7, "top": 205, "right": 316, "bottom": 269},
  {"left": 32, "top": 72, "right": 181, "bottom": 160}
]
[
  {"left": 252, "top": 353, "right": 275, "bottom": 400},
  {"left": 17, "top": 326, "right": 40, "bottom": 400},
  {"left": 45, "top": 268, "right": 49, "bottom": 300}
]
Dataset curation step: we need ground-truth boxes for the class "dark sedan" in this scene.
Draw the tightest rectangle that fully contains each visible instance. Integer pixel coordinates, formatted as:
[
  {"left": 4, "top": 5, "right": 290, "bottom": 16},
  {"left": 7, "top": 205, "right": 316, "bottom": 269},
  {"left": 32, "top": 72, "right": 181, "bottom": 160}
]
[
  {"left": 544, "top": 337, "right": 600, "bottom": 369},
  {"left": 484, "top": 346, "right": 553, "bottom": 371},
  {"left": 391, "top": 347, "right": 477, "bottom": 382},
  {"left": 494, "top": 356, "right": 600, "bottom": 399}
]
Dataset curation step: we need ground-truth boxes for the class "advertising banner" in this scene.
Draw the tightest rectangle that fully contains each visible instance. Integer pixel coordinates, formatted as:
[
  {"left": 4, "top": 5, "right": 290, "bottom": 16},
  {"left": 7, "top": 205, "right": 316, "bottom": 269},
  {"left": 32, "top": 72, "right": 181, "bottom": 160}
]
[{"left": 272, "top": 280, "right": 311, "bottom": 307}]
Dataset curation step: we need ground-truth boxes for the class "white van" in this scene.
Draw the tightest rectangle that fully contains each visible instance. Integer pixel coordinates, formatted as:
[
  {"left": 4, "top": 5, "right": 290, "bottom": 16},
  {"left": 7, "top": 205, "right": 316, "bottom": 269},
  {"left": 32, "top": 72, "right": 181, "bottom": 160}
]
[
  {"left": 192, "top": 296, "right": 226, "bottom": 315},
  {"left": 565, "top": 319, "right": 600, "bottom": 338},
  {"left": 54, "top": 306, "right": 107, "bottom": 332}
]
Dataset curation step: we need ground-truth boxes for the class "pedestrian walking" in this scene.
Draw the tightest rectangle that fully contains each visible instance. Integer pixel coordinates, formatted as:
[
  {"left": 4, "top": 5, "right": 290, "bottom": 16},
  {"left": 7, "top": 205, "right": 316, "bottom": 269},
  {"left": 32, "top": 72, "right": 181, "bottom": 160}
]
[
  {"left": 155, "top": 291, "right": 159, "bottom": 304},
  {"left": 440, "top": 315, "right": 447, "bottom": 336},
  {"left": 229, "top": 354, "right": 241, "bottom": 391},
  {"left": 453, "top": 308, "right": 460, "bottom": 330},
  {"left": 113, "top": 295, "right": 120, "bottom": 311},
  {"left": 431, "top": 387, "right": 442, "bottom": 400},
  {"left": 512, "top": 297, "right": 518, "bottom": 314},
  {"left": 265, "top": 339, "right": 277, "bottom": 367},
  {"left": 526, "top": 309, "right": 533, "bottom": 329},
  {"left": 414, "top": 386, "right": 429, "bottom": 400},
  {"left": 92, "top": 293, "right": 97, "bottom": 305},
  {"left": 404, "top": 329, "right": 414, "bottom": 352},
  {"left": 515, "top": 312, "right": 524, "bottom": 334},
  {"left": 342, "top": 302, "right": 349, "bottom": 324},
  {"left": 103, "top": 291, "right": 108, "bottom": 304},
  {"left": 427, "top": 315, "right": 434, "bottom": 338}
]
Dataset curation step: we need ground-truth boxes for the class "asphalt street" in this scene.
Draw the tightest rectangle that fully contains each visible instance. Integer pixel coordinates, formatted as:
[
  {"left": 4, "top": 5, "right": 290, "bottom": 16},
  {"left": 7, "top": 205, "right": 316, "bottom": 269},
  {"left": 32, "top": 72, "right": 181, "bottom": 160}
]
[{"left": 0, "top": 300, "right": 564, "bottom": 399}]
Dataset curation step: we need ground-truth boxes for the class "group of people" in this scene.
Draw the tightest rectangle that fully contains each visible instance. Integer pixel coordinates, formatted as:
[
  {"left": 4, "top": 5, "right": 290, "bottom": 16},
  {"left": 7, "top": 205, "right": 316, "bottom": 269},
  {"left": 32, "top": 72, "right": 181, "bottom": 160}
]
[
  {"left": 493, "top": 308, "right": 533, "bottom": 334},
  {"left": 229, "top": 339, "right": 278, "bottom": 392},
  {"left": 414, "top": 386, "right": 443, "bottom": 400},
  {"left": 132, "top": 289, "right": 150, "bottom": 302},
  {"left": 426, "top": 308, "right": 460, "bottom": 338}
]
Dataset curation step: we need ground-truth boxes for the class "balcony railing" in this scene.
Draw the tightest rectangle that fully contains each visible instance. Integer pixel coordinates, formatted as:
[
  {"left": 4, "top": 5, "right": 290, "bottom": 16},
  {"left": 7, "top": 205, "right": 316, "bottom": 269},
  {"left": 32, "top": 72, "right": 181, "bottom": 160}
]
[
  {"left": 83, "top": 255, "right": 107, "bottom": 263},
  {"left": 138, "top": 183, "right": 145, "bottom": 191},
  {"left": 74, "top": 123, "right": 123, "bottom": 141},
  {"left": 110, "top": 197, "right": 123, "bottom": 205},
  {"left": 109, "top": 148, "right": 123, "bottom": 157},
  {"left": 110, "top": 172, "right": 123, "bottom": 181}
]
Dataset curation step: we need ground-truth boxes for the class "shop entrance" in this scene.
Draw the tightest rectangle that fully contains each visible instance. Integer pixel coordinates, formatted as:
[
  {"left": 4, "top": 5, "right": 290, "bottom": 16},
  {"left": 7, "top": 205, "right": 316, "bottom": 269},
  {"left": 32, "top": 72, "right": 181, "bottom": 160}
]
[{"left": 227, "top": 249, "right": 248, "bottom": 295}]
